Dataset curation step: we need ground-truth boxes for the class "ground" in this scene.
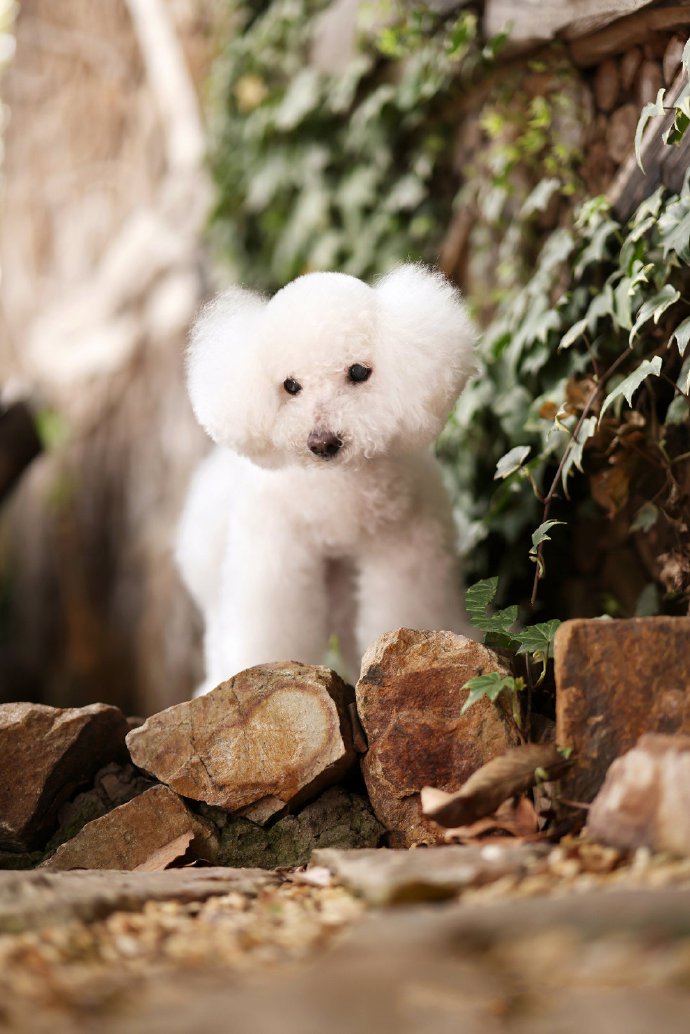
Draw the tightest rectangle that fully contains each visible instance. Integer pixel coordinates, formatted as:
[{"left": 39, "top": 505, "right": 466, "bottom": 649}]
[{"left": 2, "top": 843, "right": 690, "bottom": 1033}]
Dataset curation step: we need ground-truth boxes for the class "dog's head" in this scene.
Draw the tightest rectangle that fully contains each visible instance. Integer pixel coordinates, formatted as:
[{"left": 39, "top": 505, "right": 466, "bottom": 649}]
[{"left": 186, "top": 265, "right": 476, "bottom": 468}]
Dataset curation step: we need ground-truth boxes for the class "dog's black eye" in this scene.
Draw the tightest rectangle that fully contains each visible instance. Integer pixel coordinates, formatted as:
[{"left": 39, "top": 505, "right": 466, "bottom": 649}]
[
  {"left": 348, "top": 364, "right": 371, "bottom": 384},
  {"left": 283, "top": 378, "right": 302, "bottom": 396}
]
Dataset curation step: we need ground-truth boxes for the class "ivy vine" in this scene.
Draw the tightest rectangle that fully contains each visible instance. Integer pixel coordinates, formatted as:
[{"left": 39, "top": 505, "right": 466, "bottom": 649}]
[{"left": 208, "top": 6, "right": 690, "bottom": 721}]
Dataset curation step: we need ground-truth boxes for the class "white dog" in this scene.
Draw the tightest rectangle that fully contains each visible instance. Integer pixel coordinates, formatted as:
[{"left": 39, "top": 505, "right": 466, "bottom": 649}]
[{"left": 176, "top": 265, "right": 476, "bottom": 695}]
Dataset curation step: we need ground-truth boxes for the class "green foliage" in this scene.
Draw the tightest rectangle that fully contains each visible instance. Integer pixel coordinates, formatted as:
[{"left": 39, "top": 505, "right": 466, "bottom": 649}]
[
  {"left": 442, "top": 144, "right": 690, "bottom": 612},
  {"left": 209, "top": 7, "right": 690, "bottom": 628},
  {"left": 465, "top": 576, "right": 518, "bottom": 650},
  {"left": 460, "top": 672, "right": 523, "bottom": 715},
  {"left": 635, "top": 88, "right": 666, "bottom": 171},
  {"left": 460, "top": 575, "right": 560, "bottom": 723},
  {"left": 208, "top": 0, "right": 498, "bottom": 289},
  {"left": 464, "top": 577, "right": 560, "bottom": 673},
  {"left": 599, "top": 356, "right": 663, "bottom": 418}
]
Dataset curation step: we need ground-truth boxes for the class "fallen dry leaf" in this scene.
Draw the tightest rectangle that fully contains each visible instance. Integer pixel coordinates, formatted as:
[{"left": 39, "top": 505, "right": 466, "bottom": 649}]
[
  {"left": 421, "top": 743, "right": 571, "bottom": 828},
  {"left": 443, "top": 796, "right": 540, "bottom": 844},
  {"left": 590, "top": 462, "right": 632, "bottom": 516}
]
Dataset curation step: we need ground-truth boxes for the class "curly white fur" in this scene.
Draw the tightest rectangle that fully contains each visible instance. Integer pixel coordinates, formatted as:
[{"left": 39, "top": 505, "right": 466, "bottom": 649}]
[{"left": 176, "top": 265, "right": 477, "bottom": 694}]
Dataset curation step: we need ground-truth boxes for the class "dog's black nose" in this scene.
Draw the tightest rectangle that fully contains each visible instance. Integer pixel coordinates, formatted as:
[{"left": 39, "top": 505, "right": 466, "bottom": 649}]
[{"left": 308, "top": 430, "right": 343, "bottom": 459}]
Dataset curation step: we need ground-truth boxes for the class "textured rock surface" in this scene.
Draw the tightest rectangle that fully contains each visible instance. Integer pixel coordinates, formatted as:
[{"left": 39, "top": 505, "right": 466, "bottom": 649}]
[
  {"left": 217, "top": 788, "right": 384, "bottom": 869},
  {"left": 127, "top": 663, "right": 357, "bottom": 819},
  {"left": 0, "top": 867, "right": 279, "bottom": 934},
  {"left": 41, "top": 786, "right": 218, "bottom": 871},
  {"left": 0, "top": 702, "right": 129, "bottom": 850},
  {"left": 356, "top": 629, "right": 519, "bottom": 847},
  {"left": 588, "top": 734, "right": 690, "bottom": 856},
  {"left": 43, "top": 763, "right": 156, "bottom": 855},
  {"left": 555, "top": 618, "right": 690, "bottom": 804},
  {"left": 313, "top": 844, "right": 545, "bottom": 905}
]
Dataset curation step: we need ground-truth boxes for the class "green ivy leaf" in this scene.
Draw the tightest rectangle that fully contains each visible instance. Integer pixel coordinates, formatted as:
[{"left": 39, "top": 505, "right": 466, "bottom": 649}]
[
  {"left": 521, "top": 177, "right": 561, "bottom": 217},
  {"left": 630, "top": 501, "right": 659, "bottom": 532},
  {"left": 512, "top": 619, "right": 561, "bottom": 659},
  {"left": 529, "top": 520, "right": 566, "bottom": 578},
  {"left": 600, "top": 356, "right": 663, "bottom": 420},
  {"left": 673, "top": 315, "right": 690, "bottom": 357},
  {"left": 586, "top": 290, "right": 613, "bottom": 332},
  {"left": 629, "top": 285, "right": 680, "bottom": 343},
  {"left": 613, "top": 276, "right": 634, "bottom": 330},
  {"left": 460, "top": 672, "right": 517, "bottom": 715},
  {"left": 465, "top": 577, "right": 498, "bottom": 623},
  {"left": 494, "top": 445, "right": 531, "bottom": 480},
  {"left": 561, "top": 415, "right": 598, "bottom": 493},
  {"left": 657, "top": 198, "right": 690, "bottom": 263},
  {"left": 573, "top": 219, "right": 618, "bottom": 277},
  {"left": 635, "top": 87, "right": 666, "bottom": 172},
  {"left": 632, "top": 185, "right": 665, "bottom": 224},
  {"left": 558, "top": 317, "right": 588, "bottom": 351},
  {"left": 678, "top": 356, "right": 690, "bottom": 395},
  {"left": 531, "top": 520, "right": 566, "bottom": 549},
  {"left": 635, "top": 583, "right": 660, "bottom": 618},
  {"left": 629, "top": 261, "right": 655, "bottom": 290},
  {"left": 465, "top": 578, "right": 517, "bottom": 641},
  {"left": 666, "top": 395, "right": 690, "bottom": 425},
  {"left": 664, "top": 94, "right": 690, "bottom": 146}
]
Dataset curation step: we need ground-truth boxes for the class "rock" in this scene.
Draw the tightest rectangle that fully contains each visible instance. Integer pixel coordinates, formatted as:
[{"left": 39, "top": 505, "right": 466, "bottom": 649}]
[
  {"left": 581, "top": 140, "right": 616, "bottom": 195},
  {"left": 555, "top": 618, "right": 690, "bottom": 804},
  {"left": 620, "top": 46, "right": 643, "bottom": 91},
  {"left": 643, "top": 36, "right": 670, "bottom": 61},
  {"left": 355, "top": 629, "right": 519, "bottom": 847},
  {"left": 663, "top": 35, "right": 686, "bottom": 85},
  {"left": 218, "top": 788, "right": 384, "bottom": 869},
  {"left": 0, "top": 867, "right": 279, "bottom": 934},
  {"left": 312, "top": 844, "right": 545, "bottom": 905},
  {"left": 41, "top": 785, "right": 218, "bottom": 871},
  {"left": 484, "top": 0, "right": 657, "bottom": 47},
  {"left": 44, "top": 762, "right": 156, "bottom": 855},
  {"left": 0, "top": 702, "right": 129, "bottom": 851},
  {"left": 126, "top": 663, "right": 357, "bottom": 820},
  {"left": 594, "top": 58, "right": 620, "bottom": 112},
  {"left": 637, "top": 59, "right": 663, "bottom": 106},
  {"left": 608, "top": 103, "right": 639, "bottom": 163},
  {"left": 588, "top": 734, "right": 690, "bottom": 856}
]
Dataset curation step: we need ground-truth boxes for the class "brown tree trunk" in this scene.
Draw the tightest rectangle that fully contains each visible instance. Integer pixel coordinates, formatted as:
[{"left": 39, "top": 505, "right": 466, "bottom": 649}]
[{"left": 0, "top": 0, "right": 223, "bottom": 713}]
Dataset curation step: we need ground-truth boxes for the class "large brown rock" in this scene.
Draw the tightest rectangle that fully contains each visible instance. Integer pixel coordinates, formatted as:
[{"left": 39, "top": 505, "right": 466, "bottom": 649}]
[
  {"left": 355, "top": 629, "right": 519, "bottom": 847},
  {"left": 0, "top": 702, "right": 129, "bottom": 850},
  {"left": 126, "top": 663, "right": 357, "bottom": 821},
  {"left": 41, "top": 785, "right": 218, "bottom": 871},
  {"left": 555, "top": 618, "right": 690, "bottom": 804},
  {"left": 588, "top": 734, "right": 690, "bottom": 857}
]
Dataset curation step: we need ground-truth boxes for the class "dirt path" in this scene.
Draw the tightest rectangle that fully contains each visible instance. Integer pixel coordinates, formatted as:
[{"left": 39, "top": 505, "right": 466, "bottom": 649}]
[{"left": 2, "top": 846, "right": 690, "bottom": 1033}]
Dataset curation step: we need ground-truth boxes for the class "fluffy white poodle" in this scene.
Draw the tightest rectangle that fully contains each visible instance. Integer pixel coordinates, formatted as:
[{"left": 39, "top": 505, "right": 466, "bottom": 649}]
[{"left": 176, "top": 265, "right": 476, "bottom": 695}]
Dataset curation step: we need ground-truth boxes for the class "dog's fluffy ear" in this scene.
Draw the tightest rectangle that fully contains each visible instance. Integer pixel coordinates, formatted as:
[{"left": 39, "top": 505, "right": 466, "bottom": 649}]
[
  {"left": 374, "top": 264, "right": 477, "bottom": 444},
  {"left": 186, "top": 288, "right": 274, "bottom": 457}
]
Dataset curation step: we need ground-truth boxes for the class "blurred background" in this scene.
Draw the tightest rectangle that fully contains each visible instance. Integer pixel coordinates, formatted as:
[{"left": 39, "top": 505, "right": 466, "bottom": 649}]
[{"left": 1, "top": 0, "right": 689, "bottom": 715}]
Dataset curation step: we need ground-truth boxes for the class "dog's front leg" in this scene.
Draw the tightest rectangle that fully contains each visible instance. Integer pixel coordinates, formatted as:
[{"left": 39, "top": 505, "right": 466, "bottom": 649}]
[
  {"left": 354, "top": 517, "right": 472, "bottom": 654},
  {"left": 199, "top": 521, "right": 331, "bottom": 693}
]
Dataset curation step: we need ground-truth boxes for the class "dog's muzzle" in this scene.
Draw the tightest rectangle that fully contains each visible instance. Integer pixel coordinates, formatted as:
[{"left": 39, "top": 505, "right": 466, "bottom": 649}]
[{"left": 307, "top": 429, "right": 343, "bottom": 460}]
